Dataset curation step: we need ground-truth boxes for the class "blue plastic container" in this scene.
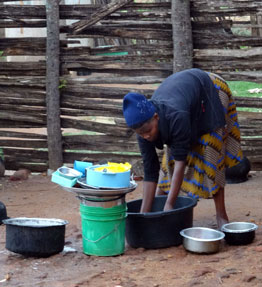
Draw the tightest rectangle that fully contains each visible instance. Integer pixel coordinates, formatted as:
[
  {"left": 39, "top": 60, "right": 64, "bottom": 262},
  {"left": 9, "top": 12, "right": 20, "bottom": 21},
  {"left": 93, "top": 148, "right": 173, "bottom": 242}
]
[
  {"left": 51, "top": 171, "right": 77, "bottom": 187},
  {"left": 74, "top": 161, "right": 93, "bottom": 176},
  {"left": 86, "top": 164, "right": 130, "bottom": 189}
]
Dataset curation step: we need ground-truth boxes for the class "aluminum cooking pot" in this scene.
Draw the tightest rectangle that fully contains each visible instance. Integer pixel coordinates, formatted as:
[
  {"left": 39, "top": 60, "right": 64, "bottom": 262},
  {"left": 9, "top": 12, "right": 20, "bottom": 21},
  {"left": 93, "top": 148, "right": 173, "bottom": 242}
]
[
  {"left": 221, "top": 222, "right": 258, "bottom": 245},
  {"left": 180, "top": 227, "right": 225, "bottom": 254},
  {"left": 86, "top": 164, "right": 131, "bottom": 189},
  {"left": 3, "top": 217, "right": 68, "bottom": 257}
]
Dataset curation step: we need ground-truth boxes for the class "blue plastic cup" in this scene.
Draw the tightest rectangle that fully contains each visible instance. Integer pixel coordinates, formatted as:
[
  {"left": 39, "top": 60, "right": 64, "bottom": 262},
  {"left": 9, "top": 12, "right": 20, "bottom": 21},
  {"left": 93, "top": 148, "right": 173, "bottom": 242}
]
[{"left": 74, "top": 161, "right": 93, "bottom": 176}]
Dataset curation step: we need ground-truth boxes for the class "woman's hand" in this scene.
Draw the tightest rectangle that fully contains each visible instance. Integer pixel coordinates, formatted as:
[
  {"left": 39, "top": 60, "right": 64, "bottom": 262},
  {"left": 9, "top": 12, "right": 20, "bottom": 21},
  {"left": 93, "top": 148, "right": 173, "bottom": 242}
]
[
  {"left": 163, "top": 201, "right": 173, "bottom": 211},
  {"left": 164, "top": 160, "right": 186, "bottom": 211},
  {"left": 140, "top": 181, "right": 157, "bottom": 213}
]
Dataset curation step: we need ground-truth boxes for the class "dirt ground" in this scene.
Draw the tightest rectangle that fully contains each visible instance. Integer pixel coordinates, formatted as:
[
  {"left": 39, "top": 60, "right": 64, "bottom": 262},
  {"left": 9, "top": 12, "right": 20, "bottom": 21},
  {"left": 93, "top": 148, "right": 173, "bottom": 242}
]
[{"left": 0, "top": 171, "right": 262, "bottom": 287}]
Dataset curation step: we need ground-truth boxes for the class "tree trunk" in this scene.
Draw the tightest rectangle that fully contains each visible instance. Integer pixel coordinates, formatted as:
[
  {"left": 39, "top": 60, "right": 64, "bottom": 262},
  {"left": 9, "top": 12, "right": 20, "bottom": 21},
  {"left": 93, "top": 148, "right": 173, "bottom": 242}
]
[
  {"left": 46, "top": 0, "right": 63, "bottom": 171},
  {"left": 171, "top": 0, "right": 193, "bottom": 72}
]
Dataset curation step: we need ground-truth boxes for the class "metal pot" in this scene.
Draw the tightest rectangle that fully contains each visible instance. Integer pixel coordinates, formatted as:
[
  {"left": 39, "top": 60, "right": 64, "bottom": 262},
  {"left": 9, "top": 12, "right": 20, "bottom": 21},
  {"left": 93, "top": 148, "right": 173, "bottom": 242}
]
[
  {"left": 221, "top": 222, "right": 258, "bottom": 245},
  {"left": 3, "top": 217, "right": 68, "bottom": 257},
  {"left": 77, "top": 194, "right": 126, "bottom": 208},
  {"left": 180, "top": 227, "right": 225, "bottom": 254},
  {"left": 86, "top": 164, "right": 131, "bottom": 189}
]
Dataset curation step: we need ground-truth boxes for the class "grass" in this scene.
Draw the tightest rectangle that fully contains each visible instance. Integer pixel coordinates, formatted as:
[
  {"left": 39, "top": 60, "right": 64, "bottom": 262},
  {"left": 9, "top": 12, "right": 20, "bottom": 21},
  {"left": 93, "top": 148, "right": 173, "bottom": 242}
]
[
  {"left": 228, "top": 81, "right": 262, "bottom": 98},
  {"left": 0, "top": 50, "right": 6, "bottom": 61},
  {"left": 228, "top": 81, "right": 262, "bottom": 113},
  {"left": 63, "top": 130, "right": 98, "bottom": 136},
  {"left": 231, "top": 27, "right": 251, "bottom": 37},
  {"left": 0, "top": 148, "right": 3, "bottom": 159}
]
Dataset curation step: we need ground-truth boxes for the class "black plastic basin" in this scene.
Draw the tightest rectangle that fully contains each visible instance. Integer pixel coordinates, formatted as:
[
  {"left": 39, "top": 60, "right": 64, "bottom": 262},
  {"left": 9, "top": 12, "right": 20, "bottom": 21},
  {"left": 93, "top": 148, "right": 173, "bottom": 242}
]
[
  {"left": 126, "top": 196, "right": 197, "bottom": 249},
  {"left": 225, "top": 156, "right": 251, "bottom": 184}
]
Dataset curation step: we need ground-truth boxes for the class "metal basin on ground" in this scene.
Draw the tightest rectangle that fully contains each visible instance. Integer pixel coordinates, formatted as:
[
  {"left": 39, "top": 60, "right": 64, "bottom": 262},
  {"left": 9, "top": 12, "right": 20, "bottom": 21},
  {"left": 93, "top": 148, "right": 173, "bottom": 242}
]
[
  {"left": 221, "top": 222, "right": 258, "bottom": 245},
  {"left": 180, "top": 227, "right": 225, "bottom": 254}
]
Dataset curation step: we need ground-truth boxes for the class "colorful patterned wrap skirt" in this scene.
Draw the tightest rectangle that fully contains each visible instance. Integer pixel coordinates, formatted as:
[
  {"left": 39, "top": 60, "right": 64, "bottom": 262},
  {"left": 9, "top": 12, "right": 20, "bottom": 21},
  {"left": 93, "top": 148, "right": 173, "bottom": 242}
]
[{"left": 158, "top": 73, "right": 243, "bottom": 199}]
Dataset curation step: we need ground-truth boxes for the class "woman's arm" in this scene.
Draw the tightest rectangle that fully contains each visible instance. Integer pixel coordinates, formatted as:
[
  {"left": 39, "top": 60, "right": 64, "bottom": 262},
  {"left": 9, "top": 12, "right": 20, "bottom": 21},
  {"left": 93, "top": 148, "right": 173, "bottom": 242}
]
[
  {"left": 163, "top": 160, "right": 186, "bottom": 211},
  {"left": 140, "top": 181, "right": 158, "bottom": 213},
  {"left": 137, "top": 136, "right": 160, "bottom": 213}
]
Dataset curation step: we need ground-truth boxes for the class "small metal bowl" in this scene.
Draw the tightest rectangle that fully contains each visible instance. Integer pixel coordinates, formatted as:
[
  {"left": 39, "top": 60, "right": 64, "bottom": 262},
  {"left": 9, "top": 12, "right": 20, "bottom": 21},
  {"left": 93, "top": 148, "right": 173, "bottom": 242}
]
[
  {"left": 180, "top": 227, "right": 225, "bottom": 254},
  {"left": 221, "top": 222, "right": 258, "bottom": 245},
  {"left": 58, "top": 166, "right": 82, "bottom": 179}
]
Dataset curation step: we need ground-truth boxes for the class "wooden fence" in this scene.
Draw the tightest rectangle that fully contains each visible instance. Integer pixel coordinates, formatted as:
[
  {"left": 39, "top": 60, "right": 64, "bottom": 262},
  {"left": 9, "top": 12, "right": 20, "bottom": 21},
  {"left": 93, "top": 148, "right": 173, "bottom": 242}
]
[{"left": 0, "top": 0, "right": 262, "bottom": 173}]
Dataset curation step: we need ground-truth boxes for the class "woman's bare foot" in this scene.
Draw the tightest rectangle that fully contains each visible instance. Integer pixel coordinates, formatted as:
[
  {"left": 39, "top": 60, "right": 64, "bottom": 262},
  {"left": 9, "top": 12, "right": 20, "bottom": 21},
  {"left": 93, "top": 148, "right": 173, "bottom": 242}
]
[
  {"left": 213, "top": 187, "right": 229, "bottom": 230},
  {"left": 217, "top": 216, "right": 229, "bottom": 230}
]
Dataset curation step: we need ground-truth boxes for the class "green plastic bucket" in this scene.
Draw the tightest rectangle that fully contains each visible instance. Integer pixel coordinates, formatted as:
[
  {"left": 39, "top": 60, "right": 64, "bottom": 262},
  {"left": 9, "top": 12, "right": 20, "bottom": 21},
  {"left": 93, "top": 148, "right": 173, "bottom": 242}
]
[{"left": 80, "top": 203, "right": 127, "bottom": 256}]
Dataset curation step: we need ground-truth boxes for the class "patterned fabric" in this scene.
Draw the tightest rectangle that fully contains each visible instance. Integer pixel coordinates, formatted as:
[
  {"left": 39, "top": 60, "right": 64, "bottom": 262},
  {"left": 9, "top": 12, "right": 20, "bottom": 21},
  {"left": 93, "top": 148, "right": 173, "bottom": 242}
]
[{"left": 158, "top": 73, "right": 243, "bottom": 199}]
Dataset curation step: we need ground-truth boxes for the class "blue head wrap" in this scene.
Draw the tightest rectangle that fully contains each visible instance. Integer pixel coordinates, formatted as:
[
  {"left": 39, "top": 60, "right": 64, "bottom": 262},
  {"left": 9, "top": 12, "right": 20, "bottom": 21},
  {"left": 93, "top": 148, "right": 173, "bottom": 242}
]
[{"left": 123, "top": 92, "right": 156, "bottom": 128}]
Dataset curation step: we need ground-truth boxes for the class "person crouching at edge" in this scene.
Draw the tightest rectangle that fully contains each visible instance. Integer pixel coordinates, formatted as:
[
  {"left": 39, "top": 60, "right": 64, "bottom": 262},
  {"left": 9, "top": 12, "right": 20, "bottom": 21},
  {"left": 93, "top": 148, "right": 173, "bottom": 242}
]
[{"left": 122, "top": 68, "right": 243, "bottom": 230}]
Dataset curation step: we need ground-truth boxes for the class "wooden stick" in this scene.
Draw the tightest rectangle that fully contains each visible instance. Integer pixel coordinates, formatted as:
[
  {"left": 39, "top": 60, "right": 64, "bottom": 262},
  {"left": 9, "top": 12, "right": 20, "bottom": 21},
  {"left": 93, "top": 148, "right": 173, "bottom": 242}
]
[{"left": 70, "top": 0, "right": 133, "bottom": 35}]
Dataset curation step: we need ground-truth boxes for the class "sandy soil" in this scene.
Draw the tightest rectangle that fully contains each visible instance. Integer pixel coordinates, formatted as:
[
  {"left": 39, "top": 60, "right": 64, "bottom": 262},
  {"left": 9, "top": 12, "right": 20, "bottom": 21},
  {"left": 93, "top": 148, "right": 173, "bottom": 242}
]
[{"left": 0, "top": 172, "right": 262, "bottom": 287}]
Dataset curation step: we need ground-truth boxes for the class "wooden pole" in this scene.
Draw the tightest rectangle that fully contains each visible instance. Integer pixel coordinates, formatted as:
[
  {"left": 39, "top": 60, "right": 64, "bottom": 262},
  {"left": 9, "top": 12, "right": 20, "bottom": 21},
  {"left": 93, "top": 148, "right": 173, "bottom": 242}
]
[
  {"left": 258, "top": 12, "right": 262, "bottom": 37},
  {"left": 251, "top": 15, "right": 258, "bottom": 36},
  {"left": 0, "top": 3, "right": 5, "bottom": 62},
  {"left": 171, "top": 0, "right": 193, "bottom": 72},
  {"left": 46, "top": 0, "right": 63, "bottom": 171}
]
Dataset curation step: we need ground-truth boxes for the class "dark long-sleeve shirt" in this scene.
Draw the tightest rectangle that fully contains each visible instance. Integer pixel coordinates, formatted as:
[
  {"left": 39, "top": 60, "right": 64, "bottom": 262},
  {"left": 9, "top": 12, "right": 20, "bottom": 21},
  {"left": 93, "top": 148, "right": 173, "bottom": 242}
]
[{"left": 138, "top": 68, "right": 226, "bottom": 182}]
